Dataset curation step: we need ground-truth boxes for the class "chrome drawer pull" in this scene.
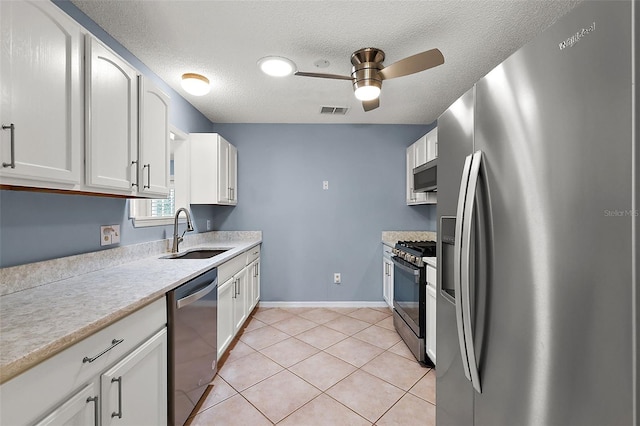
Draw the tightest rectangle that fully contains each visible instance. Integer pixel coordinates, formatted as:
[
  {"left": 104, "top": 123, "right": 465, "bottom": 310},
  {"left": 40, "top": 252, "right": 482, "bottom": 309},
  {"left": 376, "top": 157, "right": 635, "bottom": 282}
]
[
  {"left": 111, "top": 376, "right": 123, "bottom": 418},
  {"left": 82, "top": 338, "right": 124, "bottom": 363}
]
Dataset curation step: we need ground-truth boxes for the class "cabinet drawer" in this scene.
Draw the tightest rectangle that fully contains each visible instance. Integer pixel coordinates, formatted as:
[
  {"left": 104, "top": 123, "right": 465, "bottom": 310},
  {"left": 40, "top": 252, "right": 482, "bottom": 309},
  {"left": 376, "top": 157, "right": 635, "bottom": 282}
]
[
  {"left": 246, "top": 245, "right": 261, "bottom": 264},
  {"left": 218, "top": 253, "right": 246, "bottom": 284},
  {"left": 0, "top": 298, "right": 166, "bottom": 425}
]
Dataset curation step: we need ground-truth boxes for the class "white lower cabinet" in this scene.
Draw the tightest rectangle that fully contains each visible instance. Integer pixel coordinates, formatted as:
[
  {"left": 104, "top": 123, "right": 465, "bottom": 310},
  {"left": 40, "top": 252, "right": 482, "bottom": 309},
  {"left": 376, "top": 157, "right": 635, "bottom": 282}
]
[
  {"left": 232, "top": 267, "right": 249, "bottom": 334},
  {"left": 0, "top": 299, "right": 167, "bottom": 426},
  {"left": 217, "top": 276, "right": 236, "bottom": 360},
  {"left": 382, "top": 245, "right": 394, "bottom": 308},
  {"left": 35, "top": 383, "right": 100, "bottom": 426},
  {"left": 100, "top": 329, "right": 167, "bottom": 426},
  {"left": 426, "top": 264, "right": 437, "bottom": 365},
  {"left": 248, "top": 258, "right": 261, "bottom": 311},
  {"left": 217, "top": 245, "right": 261, "bottom": 360}
]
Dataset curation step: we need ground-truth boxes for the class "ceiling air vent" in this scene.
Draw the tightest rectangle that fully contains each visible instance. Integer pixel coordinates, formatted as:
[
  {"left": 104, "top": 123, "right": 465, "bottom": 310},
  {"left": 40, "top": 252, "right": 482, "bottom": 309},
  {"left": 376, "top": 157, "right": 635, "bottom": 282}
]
[{"left": 320, "top": 106, "right": 349, "bottom": 115}]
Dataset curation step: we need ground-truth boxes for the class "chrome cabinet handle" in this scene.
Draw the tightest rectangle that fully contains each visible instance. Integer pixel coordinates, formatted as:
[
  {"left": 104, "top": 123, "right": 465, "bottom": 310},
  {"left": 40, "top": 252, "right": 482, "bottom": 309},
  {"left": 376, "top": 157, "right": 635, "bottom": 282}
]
[
  {"left": 86, "top": 396, "right": 99, "bottom": 426},
  {"left": 454, "top": 154, "right": 473, "bottom": 382},
  {"left": 461, "top": 150, "right": 483, "bottom": 394},
  {"left": 82, "top": 338, "right": 124, "bottom": 363},
  {"left": 143, "top": 164, "right": 151, "bottom": 189},
  {"left": 232, "top": 279, "right": 237, "bottom": 298},
  {"left": 2, "top": 123, "right": 15, "bottom": 168},
  {"left": 131, "top": 161, "right": 138, "bottom": 187},
  {"left": 111, "top": 376, "right": 123, "bottom": 418}
]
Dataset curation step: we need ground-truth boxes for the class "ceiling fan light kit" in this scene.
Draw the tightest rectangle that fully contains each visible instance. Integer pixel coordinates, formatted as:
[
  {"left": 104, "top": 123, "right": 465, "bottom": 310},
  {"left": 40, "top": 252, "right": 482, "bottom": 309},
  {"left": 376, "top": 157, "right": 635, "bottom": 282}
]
[
  {"left": 181, "top": 73, "right": 211, "bottom": 96},
  {"left": 294, "top": 47, "right": 444, "bottom": 111},
  {"left": 258, "top": 56, "right": 297, "bottom": 77}
]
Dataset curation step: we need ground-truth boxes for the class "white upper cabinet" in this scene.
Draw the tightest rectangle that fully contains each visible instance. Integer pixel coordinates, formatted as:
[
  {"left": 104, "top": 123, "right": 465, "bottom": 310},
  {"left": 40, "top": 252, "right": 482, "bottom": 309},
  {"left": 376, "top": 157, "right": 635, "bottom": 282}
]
[
  {"left": 406, "top": 129, "right": 437, "bottom": 205},
  {"left": 228, "top": 143, "right": 238, "bottom": 204},
  {"left": 190, "top": 133, "right": 238, "bottom": 205},
  {"left": 85, "top": 35, "right": 138, "bottom": 194},
  {"left": 0, "top": 0, "right": 82, "bottom": 188},
  {"left": 85, "top": 36, "right": 170, "bottom": 198},
  {"left": 138, "top": 76, "right": 170, "bottom": 197}
]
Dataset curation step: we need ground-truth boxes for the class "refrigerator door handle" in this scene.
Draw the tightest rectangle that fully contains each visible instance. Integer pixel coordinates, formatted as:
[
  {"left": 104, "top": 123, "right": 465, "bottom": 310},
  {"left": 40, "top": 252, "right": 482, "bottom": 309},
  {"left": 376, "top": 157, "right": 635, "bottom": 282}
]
[
  {"left": 454, "top": 153, "right": 473, "bottom": 381},
  {"left": 461, "top": 150, "right": 483, "bottom": 393}
]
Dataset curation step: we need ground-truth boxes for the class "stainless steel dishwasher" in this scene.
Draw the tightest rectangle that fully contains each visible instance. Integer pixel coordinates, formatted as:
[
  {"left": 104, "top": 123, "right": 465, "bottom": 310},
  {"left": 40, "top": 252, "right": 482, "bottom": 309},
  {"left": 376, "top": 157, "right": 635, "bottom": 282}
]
[{"left": 167, "top": 267, "right": 218, "bottom": 426}]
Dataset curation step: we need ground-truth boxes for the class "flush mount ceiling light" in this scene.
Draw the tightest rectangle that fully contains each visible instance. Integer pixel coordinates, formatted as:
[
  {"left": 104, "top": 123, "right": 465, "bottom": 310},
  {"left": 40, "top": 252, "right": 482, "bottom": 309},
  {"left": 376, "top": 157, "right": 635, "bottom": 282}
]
[
  {"left": 257, "top": 56, "right": 297, "bottom": 77},
  {"left": 181, "top": 73, "right": 211, "bottom": 96}
]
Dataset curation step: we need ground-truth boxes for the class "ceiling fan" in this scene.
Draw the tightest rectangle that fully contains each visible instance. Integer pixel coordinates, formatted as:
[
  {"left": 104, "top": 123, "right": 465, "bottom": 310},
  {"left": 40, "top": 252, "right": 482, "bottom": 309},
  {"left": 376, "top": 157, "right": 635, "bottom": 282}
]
[{"left": 295, "top": 47, "right": 444, "bottom": 112}]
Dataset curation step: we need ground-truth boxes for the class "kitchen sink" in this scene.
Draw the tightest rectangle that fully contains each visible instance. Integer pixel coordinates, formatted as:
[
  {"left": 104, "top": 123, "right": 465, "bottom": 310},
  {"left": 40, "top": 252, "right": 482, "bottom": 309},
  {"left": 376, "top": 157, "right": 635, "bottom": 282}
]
[{"left": 161, "top": 249, "right": 230, "bottom": 260}]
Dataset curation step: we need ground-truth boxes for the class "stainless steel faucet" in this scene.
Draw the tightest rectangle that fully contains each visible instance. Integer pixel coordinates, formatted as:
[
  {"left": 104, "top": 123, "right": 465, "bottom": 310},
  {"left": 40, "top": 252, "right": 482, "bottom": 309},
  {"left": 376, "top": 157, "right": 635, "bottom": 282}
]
[{"left": 171, "top": 207, "right": 194, "bottom": 253}]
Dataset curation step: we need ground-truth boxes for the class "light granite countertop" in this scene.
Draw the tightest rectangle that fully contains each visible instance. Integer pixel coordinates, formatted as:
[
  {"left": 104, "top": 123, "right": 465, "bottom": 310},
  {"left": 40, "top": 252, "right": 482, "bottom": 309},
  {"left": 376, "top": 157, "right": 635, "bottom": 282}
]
[
  {"left": 0, "top": 232, "right": 261, "bottom": 384},
  {"left": 381, "top": 231, "right": 437, "bottom": 247}
]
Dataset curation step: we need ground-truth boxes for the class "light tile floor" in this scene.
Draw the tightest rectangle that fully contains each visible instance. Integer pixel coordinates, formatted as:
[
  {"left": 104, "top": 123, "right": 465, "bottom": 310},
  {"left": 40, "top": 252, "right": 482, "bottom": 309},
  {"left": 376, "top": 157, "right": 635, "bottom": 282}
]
[{"left": 187, "top": 306, "right": 436, "bottom": 425}]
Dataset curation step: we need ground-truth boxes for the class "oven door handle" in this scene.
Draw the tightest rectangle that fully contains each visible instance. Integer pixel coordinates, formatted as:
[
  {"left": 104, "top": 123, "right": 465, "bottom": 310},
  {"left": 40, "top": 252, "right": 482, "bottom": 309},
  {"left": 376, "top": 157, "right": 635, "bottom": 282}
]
[{"left": 391, "top": 256, "right": 421, "bottom": 277}]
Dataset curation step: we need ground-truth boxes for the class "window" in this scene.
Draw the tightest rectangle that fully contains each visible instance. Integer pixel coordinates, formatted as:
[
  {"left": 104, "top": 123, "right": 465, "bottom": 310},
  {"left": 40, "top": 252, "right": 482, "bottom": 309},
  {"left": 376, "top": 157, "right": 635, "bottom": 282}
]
[{"left": 130, "top": 125, "right": 189, "bottom": 227}]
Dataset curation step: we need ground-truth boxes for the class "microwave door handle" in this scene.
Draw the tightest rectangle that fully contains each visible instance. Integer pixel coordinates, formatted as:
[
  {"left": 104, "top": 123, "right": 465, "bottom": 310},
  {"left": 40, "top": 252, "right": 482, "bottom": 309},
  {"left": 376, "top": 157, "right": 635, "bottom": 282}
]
[
  {"left": 455, "top": 154, "right": 473, "bottom": 381},
  {"left": 461, "top": 150, "right": 483, "bottom": 394}
]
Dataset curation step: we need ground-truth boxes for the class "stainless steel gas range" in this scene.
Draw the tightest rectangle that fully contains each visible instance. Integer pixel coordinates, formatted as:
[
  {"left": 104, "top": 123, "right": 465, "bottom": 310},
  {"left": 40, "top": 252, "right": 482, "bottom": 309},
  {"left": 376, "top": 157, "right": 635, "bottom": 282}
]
[{"left": 391, "top": 240, "right": 436, "bottom": 365}]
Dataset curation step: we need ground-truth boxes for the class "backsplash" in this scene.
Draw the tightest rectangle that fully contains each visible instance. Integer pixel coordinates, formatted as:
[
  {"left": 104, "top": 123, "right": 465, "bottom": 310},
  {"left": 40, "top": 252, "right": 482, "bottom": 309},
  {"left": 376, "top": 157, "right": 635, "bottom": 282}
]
[{"left": 0, "top": 231, "right": 261, "bottom": 296}]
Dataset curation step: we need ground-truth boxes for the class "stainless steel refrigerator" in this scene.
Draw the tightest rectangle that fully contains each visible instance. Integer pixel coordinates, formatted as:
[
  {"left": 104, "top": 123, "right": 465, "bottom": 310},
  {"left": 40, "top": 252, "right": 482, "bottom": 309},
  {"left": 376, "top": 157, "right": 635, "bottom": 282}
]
[{"left": 436, "top": 2, "right": 638, "bottom": 425}]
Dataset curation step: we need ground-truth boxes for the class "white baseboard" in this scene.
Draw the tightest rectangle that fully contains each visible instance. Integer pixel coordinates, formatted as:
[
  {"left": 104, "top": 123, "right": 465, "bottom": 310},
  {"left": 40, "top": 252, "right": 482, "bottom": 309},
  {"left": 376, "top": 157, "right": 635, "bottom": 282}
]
[{"left": 257, "top": 301, "right": 389, "bottom": 309}]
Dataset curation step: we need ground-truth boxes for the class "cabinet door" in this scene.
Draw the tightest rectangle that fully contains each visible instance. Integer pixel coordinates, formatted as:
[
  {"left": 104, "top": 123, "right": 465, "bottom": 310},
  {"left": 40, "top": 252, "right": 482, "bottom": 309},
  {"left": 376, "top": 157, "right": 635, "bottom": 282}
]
[
  {"left": 382, "top": 256, "right": 394, "bottom": 308},
  {"left": 406, "top": 146, "right": 416, "bottom": 204},
  {"left": 217, "top": 137, "right": 230, "bottom": 203},
  {"left": 414, "top": 135, "right": 428, "bottom": 166},
  {"left": 228, "top": 143, "right": 238, "bottom": 205},
  {"left": 233, "top": 268, "right": 249, "bottom": 333},
  {"left": 35, "top": 383, "right": 99, "bottom": 426},
  {"left": 426, "top": 127, "right": 438, "bottom": 162},
  {"left": 138, "top": 76, "right": 170, "bottom": 197},
  {"left": 0, "top": 0, "right": 82, "bottom": 186},
  {"left": 249, "top": 258, "right": 260, "bottom": 311},
  {"left": 217, "top": 277, "right": 235, "bottom": 359},
  {"left": 85, "top": 35, "right": 138, "bottom": 194},
  {"left": 100, "top": 328, "right": 167, "bottom": 426}
]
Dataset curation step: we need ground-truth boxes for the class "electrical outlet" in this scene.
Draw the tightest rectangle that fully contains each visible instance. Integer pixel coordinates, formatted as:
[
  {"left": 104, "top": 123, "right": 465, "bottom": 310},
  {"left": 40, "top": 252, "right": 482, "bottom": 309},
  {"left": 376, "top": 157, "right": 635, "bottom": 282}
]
[
  {"left": 100, "top": 225, "right": 120, "bottom": 246},
  {"left": 334, "top": 273, "right": 341, "bottom": 284},
  {"left": 323, "top": 181, "right": 329, "bottom": 190},
  {"left": 206, "top": 220, "right": 212, "bottom": 231}
]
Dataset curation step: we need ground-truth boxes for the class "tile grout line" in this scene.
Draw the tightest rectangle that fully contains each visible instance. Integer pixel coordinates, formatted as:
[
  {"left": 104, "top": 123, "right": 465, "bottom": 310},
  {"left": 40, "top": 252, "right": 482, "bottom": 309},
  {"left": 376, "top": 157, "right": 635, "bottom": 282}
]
[{"left": 193, "top": 307, "right": 435, "bottom": 425}]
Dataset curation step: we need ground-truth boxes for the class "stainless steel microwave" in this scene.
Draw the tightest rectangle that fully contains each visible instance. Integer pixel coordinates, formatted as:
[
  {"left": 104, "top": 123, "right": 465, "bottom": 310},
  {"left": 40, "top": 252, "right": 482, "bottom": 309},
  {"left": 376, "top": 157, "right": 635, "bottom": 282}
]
[{"left": 413, "top": 158, "right": 437, "bottom": 192}]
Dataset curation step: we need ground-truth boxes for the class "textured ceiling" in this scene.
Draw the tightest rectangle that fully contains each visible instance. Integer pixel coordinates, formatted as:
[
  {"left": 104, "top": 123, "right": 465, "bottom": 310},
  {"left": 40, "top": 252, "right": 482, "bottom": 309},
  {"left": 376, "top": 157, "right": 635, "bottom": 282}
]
[{"left": 71, "top": 0, "right": 580, "bottom": 125}]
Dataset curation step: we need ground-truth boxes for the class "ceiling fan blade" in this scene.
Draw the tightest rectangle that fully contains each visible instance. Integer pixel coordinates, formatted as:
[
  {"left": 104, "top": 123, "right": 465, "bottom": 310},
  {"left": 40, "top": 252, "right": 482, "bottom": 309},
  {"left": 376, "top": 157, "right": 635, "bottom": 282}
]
[
  {"left": 362, "top": 98, "right": 380, "bottom": 112},
  {"left": 378, "top": 48, "right": 444, "bottom": 80},
  {"left": 294, "top": 71, "right": 352, "bottom": 81}
]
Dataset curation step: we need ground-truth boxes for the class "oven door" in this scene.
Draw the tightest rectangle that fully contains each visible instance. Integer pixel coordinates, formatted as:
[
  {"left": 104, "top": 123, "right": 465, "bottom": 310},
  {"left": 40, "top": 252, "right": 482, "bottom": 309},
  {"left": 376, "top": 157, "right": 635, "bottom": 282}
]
[{"left": 392, "top": 256, "right": 425, "bottom": 337}]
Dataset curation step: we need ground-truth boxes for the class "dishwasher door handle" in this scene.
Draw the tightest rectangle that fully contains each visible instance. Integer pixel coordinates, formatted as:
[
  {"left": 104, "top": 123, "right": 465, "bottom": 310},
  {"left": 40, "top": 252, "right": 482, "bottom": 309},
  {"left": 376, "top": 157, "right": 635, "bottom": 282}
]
[{"left": 176, "top": 280, "right": 217, "bottom": 309}]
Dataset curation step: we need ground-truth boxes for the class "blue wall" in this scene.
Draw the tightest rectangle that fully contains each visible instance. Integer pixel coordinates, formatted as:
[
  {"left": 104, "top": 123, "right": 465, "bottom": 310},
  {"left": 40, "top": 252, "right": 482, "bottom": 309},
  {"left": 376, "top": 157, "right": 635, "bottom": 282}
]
[
  {"left": 210, "top": 123, "right": 436, "bottom": 302},
  {"left": 0, "top": 0, "right": 215, "bottom": 268},
  {"left": 1, "top": 0, "right": 437, "bottom": 305}
]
